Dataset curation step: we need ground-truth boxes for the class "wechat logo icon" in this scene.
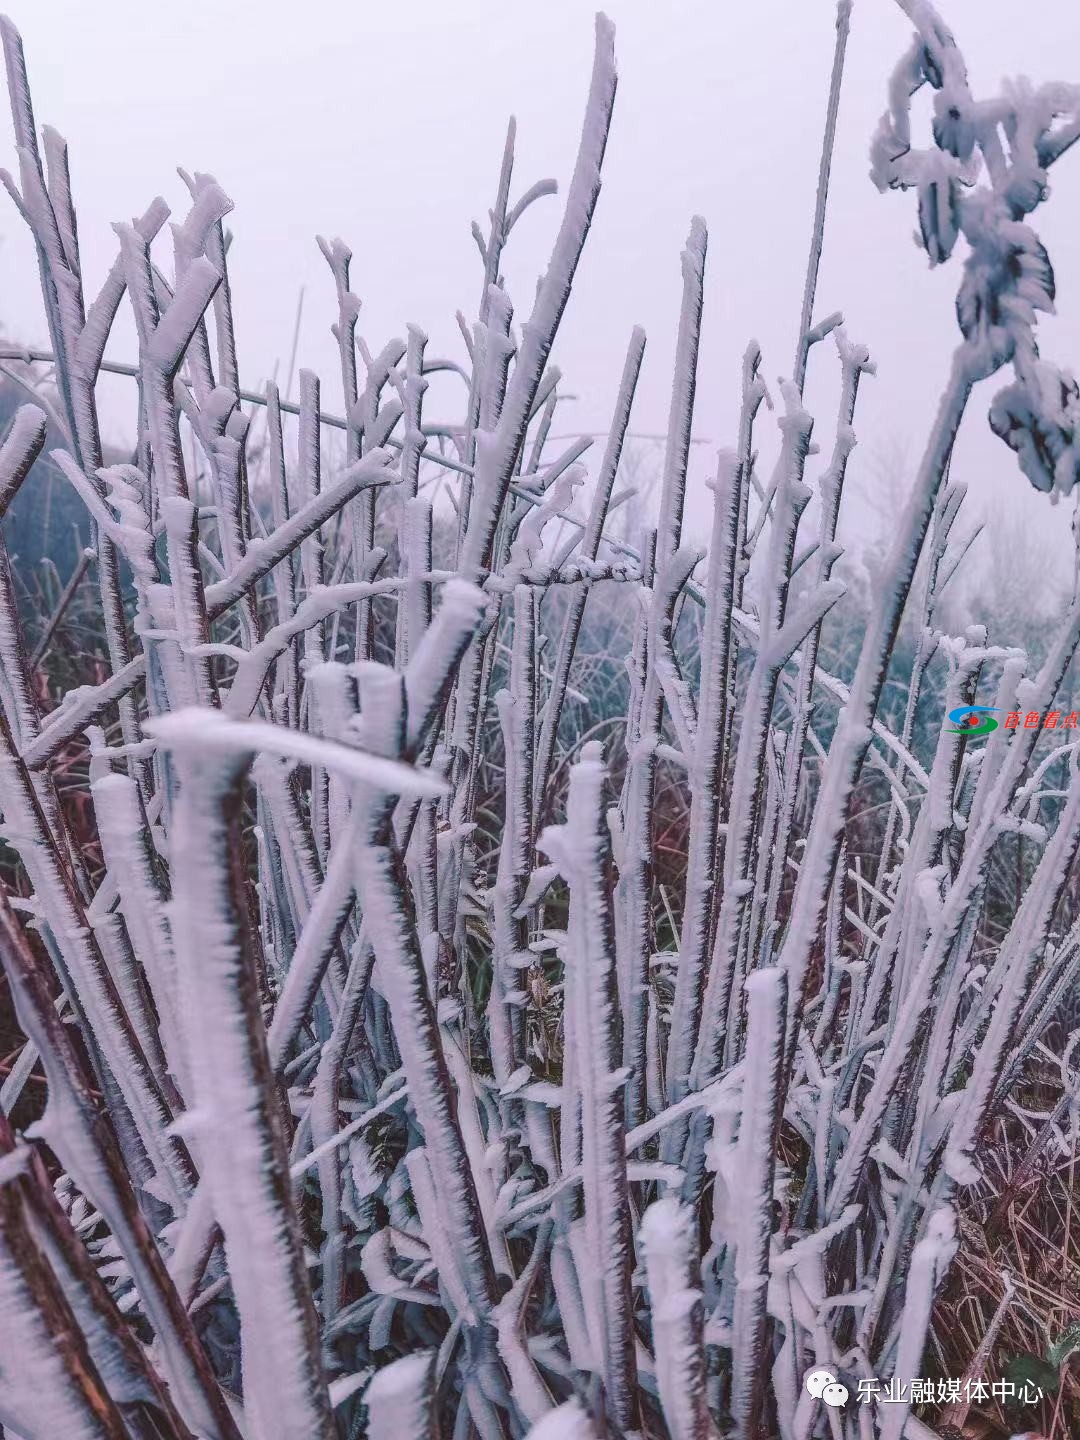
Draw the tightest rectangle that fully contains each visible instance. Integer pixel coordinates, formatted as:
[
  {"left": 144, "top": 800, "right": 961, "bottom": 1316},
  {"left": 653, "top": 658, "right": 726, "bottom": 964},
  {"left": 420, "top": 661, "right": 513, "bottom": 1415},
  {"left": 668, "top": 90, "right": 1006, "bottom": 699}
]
[{"left": 805, "top": 1368, "right": 849, "bottom": 1408}]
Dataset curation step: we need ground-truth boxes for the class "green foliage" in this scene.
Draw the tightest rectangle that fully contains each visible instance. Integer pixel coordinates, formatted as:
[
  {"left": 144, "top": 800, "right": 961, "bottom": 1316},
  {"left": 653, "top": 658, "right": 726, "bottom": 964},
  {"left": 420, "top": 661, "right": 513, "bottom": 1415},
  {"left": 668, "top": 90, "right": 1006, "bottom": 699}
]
[
  {"left": 1003, "top": 1349, "right": 1059, "bottom": 1396},
  {"left": 1047, "top": 1319, "right": 1080, "bottom": 1370}
]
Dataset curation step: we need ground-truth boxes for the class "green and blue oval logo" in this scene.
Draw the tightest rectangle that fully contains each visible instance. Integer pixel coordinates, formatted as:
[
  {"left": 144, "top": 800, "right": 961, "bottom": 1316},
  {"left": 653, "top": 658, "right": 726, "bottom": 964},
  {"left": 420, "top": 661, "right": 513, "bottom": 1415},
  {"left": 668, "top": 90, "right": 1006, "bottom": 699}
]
[{"left": 946, "top": 705, "right": 999, "bottom": 738}]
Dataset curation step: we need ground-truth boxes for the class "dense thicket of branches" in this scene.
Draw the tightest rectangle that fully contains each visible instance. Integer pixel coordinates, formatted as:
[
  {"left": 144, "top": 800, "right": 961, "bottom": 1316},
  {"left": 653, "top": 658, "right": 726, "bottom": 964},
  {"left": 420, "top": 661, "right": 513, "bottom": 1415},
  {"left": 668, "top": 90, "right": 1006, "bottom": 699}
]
[{"left": 1, "top": 3, "right": 1080, "bottom": 1438}]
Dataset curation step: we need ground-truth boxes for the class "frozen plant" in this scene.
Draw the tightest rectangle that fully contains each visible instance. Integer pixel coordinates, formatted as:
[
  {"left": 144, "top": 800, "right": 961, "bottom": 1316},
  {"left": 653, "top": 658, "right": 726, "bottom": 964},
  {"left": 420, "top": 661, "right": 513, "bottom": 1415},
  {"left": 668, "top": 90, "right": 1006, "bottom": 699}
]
[{"left": 0, "top": 3, "right": 1079, "bottom": 1439}]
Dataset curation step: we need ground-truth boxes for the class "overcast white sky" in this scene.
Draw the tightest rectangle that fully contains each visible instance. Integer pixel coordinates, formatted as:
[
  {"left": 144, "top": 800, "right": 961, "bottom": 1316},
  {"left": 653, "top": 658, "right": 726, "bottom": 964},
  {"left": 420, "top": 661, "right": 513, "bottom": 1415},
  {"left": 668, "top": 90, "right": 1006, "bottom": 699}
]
[{"left": 3, "top": 0, "right": 1080, "bottom": 618}]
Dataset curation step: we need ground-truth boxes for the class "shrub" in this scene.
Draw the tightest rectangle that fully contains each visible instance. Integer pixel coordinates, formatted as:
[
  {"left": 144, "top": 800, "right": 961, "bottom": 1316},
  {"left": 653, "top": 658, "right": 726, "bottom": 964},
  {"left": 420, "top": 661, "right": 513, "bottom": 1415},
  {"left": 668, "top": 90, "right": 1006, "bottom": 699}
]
[{"left": 1, "top": 4, "right": 1079, "bottom": 1438}]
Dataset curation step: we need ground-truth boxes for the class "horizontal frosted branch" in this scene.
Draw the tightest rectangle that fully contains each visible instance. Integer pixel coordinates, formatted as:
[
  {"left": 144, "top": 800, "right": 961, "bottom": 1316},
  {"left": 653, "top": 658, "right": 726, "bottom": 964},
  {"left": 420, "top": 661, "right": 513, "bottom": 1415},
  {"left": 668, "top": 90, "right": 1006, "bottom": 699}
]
[{"left": 146, "top": 710, "right": 448, "bottom": 799}]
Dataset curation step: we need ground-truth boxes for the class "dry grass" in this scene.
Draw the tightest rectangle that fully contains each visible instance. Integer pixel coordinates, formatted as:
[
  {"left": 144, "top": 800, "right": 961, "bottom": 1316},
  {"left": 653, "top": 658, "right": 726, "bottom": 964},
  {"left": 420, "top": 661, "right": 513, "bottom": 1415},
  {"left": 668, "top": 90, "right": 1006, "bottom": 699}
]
[{"left": 929, "top": 1068, "right": 1080, "bottom": 1440}]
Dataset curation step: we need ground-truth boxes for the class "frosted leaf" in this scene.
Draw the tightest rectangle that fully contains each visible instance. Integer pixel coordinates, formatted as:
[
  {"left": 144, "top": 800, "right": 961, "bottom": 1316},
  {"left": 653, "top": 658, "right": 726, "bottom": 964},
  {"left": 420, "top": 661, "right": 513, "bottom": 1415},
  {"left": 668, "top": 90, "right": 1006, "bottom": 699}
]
[
  {"left": 523, "top": 1399, "right": 599, "bottom": 1438},
  {"left": 989, "top": 361, "right": 1080, "bottom": 496},
  {"left": 365, "top": 1352, "right": 437, "bottom": 1439}
]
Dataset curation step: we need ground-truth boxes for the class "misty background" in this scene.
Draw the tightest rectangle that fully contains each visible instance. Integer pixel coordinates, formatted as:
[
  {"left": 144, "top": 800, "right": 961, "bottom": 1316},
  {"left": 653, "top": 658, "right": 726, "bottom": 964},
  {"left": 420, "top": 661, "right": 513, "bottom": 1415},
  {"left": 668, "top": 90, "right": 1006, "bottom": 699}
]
[{"left": 2, "top": 0, "right": 1079, "bottom": 629}]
